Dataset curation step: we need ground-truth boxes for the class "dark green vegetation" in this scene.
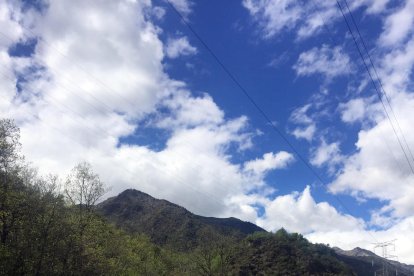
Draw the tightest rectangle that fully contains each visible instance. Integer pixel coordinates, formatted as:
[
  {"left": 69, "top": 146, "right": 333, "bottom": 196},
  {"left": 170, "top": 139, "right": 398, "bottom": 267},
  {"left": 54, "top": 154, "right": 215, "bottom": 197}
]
[
  {"left": 97, "top": 189, "right": 264, "bottom": 251},
  {"left": 1, "top": 118, "right": 413, "bottom": 275}
]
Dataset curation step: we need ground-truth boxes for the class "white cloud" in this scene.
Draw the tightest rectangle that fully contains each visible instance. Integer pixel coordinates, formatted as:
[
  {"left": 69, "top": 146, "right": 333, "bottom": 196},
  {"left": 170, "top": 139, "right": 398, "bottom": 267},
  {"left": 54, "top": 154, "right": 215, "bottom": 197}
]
[
  {"left": 256, "top": 186, "right": 414, "bottom": 263},
  {"left": 339, "top": 97, "right": 384, "bottom": 124},
  {"left": 167, "top": 0, "right": 193, "bottom": 17},
  {"left": 291, "top": 124, "right": 316, "bottom": 142},
  {"left": 243, "top": 0, "right": 414, "bottom": 263},
  {"left": 242, "top": 0, "right": 388, "bottom": 39},
  {"left": 0, "top": 1, "right": 25, "bottom": 117},
  {"left": 360, "top": 0, "right": 390, "bottom": 14},
  {"left": 329, "top": 96, "right": 414, "bottom": 218},
  {"left": 242, "top": 0, "right": 302, "bottom": 38},
  {"left": 0, "top": 2, "right": 23, "bottom": 48},
  {"left": 151, "top": 6, "right": 166, "bottom": 20},
  {"left": 290, "top": 104, "right": 313, "bottom": 124},
  {"left": 379, "top": 0, "right": 414, "bottom": 47},
  {"left": 310, "top": 140, "right": 344, "bottom": 170},
  {"left": 339, "top": 98, "right": 366, "bottom": 123},
  {"left": 0, "top": 0, "right": 292, "bottom": 222},
  {"left": 329, "top": 23, "right": 414, "bottom": 221},
  {"left": 244, "top": 151, "right": 294, "bottom": 175},
  {"left": 257, "top": 186, "right": 365, "bottom": 233},
  {"left": 157, "top": 91, "right": 224, "bottom": 128},
  {"left": 379, "top": 37, "right": 414, "bottom": 95},
  {"left": 3, "top": 0, "right": 414, "bottom": 264},
  {"left": 293, "top": 45, "right": 351, "bottom": 80},
  {"left": 307, "top": 216, "right": 414, "bottom": 264},
  {"left": 165, "top": 36, "right": 197, "bottom": 58},
  {"left": 289, "top": 104, "right": 316, "bottom": 142}
]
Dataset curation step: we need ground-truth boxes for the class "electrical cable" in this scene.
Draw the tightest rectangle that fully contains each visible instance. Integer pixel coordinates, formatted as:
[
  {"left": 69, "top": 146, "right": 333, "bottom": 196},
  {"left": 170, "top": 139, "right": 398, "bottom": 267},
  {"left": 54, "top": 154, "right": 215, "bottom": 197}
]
[{"left": 336, "top": 0, "right": 414, "bottom": 175}]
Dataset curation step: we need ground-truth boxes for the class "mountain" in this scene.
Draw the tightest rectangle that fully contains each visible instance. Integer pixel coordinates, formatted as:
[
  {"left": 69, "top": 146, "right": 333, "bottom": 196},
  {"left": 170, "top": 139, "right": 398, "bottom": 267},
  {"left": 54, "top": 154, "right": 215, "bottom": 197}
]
[
  {"left": 334, "top": 247, "right": 377, "bottom": 257},
  {"left": 97, "top": 189, "right": 414, "bottom": 275},
  {"left": 334, "top": 247, "right": 414, "bottom": 276},
  {"left": 97, "top": 189, "right": 265, "bottom": 251}
]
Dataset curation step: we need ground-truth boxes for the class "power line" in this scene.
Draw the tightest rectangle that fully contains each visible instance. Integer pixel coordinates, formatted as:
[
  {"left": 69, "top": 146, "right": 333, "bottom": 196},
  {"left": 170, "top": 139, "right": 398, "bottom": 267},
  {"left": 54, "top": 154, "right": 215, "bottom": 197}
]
[
  {"left": 307, "top": 1, "right": 406, "bottom": 172},
  {"left": 342, "top": 0, "right": 414, "bottom": 166},
  {"left": 336, "top": 0, "right": 414, "bottom": 175},
  {"left": 165, "top": 0, "right": 380, "bottom": 244},
  {"left": 0, "top": 1, "right": 385, "bottom": 245},
  {"left": 166, "top": 0, "right": 326, "bottom": 186}
]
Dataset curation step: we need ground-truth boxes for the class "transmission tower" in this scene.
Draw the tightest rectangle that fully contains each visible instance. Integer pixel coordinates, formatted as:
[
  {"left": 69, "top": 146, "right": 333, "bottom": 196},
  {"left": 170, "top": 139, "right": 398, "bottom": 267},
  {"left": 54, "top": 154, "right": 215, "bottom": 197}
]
[{"left": 373, "top": 240, "right": 398, "bottom": 276}]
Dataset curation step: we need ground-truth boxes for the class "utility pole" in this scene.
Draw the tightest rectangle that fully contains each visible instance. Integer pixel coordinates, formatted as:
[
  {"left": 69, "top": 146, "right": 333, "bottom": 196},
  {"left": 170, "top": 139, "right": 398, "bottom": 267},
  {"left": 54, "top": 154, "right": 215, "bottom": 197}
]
[{"left": 373, "top": 240, "right": 398, "bottom": 276}]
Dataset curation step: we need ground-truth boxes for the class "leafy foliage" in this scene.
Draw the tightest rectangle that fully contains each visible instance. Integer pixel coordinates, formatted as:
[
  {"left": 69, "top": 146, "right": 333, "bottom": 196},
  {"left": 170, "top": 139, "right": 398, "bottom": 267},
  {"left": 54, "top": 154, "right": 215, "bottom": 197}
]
[{"left": 229, "top": 229, "right": 354, "bottom": 275}]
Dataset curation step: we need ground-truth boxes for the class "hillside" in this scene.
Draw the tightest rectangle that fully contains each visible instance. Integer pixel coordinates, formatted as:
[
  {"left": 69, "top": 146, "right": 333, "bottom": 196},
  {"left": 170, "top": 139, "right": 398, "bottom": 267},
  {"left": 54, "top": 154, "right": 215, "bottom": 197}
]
[
  {"left": 98, "top": 189, "right": 414, "bottom": 275},
  {"left": 334, "top": 247, "right": 414, "bottom": 276},
  {"left": 97, "top": 189, "right": 265, "bottom": 251}
]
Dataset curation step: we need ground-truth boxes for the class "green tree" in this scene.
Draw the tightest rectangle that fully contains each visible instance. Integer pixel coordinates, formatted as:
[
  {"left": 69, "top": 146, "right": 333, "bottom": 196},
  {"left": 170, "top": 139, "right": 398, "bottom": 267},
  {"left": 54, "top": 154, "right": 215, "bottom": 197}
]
[
  {"left": 64, "top": 162, "right": 108, "bottom": 274},
  {"left": 0, "top": 119, "right": 23, "bottom": 245}
]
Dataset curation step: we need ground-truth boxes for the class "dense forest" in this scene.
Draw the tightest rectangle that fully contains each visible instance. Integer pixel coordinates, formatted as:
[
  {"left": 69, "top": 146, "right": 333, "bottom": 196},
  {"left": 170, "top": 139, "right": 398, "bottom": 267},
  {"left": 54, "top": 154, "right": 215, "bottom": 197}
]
[{"left": 0, "top": 118, "right": 377, "bottom": 275}]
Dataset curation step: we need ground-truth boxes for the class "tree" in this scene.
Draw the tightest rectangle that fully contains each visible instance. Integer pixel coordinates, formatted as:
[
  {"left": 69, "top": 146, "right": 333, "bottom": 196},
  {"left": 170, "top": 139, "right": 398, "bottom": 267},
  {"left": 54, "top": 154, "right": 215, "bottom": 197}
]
[
  {"left": 0, "top": 119, "right": 23, "bottom": 245},
  {"left": 64, "top": 162, "right": 107, "bottom": 274},
  {"left": 0, "top": 119, "right": 22, "bottom": 173},
  {"left": 65, "top": 162, "right": 106, "bottom": 210},
  {"left": 193, "top": 228, "right": 234, "bottom": 276}
]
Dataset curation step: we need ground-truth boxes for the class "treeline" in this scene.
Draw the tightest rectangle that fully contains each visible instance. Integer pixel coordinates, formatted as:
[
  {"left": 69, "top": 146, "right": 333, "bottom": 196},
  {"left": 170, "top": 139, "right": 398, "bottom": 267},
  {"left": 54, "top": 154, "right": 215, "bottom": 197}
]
[
  {"left": 0, "top": 119, "right": 353, "bottom": 275},
  {"left": 0, "top": 119, "right": 190, "bottom": 275}
]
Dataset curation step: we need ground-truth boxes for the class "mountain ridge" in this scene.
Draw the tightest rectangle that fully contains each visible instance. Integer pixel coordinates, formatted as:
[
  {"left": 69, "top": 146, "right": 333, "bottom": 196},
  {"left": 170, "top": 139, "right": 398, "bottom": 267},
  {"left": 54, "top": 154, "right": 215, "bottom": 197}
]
[
  {"left": 97, "top": 188, "right": 265, "bottom": 251},
  {"left": 97, "top": 188, "right": 414, "bottom": 274}
]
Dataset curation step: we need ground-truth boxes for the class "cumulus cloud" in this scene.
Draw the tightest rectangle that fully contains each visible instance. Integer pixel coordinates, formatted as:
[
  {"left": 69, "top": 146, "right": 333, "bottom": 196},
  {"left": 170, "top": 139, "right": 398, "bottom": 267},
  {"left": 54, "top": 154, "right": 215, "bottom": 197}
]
[
  {"left": 330, "top": 93, "right": 414, "bottom": 219},
  {"left": 157, "top": 91, "right": 224, "bottom": 128},
  {"left": 293, "top": 45, "right": 351, "bottom": 80},
  {"left": 0, "top": 0, "right": 291, "bottom": 222},
  {"left": 256, "top": 186, "right": 414, "bottom": 263},
  {"left": 4, "top": 0, "right": 414, "bottom": 264},
  {"left": 329, "top": 8, "right": 414, "bottom": 222},
  {"left": 310, "top": 140, "right": 344, "bottom": 170},
  {"left": 257, "top": 186, "right": 365, "bottom": 233},
  {"left": 242, "top": 0, "right": 414, "bottom": 263},
  {"left": 244, "top": 151, "right": 294, "bottom": 175},
  {"left": 307, "top": 216, "right": 414, "bottom": 264},
  {"left": 165, "top": 36, "right": 197, "bottom": 59}
]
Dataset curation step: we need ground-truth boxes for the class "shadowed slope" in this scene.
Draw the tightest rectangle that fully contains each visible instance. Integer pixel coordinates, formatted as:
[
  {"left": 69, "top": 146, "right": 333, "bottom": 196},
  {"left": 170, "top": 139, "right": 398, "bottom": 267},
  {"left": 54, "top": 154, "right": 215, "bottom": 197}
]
[{"left": 97, "top": 189, "right": 265, "bottom": 251}]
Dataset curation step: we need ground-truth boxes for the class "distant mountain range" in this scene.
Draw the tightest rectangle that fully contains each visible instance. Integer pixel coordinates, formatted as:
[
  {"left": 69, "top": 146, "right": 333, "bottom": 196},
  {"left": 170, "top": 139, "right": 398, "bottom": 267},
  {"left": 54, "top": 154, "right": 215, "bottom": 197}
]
[{"left": 97, "top": 189, "right": 414, "bottom": 275}]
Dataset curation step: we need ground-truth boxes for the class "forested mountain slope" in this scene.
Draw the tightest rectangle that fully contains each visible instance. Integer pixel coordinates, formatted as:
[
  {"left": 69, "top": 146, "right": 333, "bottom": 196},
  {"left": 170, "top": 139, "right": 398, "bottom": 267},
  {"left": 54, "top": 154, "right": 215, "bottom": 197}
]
[{"left": 97, "top": 189, "right": 265, "bottom": 251}]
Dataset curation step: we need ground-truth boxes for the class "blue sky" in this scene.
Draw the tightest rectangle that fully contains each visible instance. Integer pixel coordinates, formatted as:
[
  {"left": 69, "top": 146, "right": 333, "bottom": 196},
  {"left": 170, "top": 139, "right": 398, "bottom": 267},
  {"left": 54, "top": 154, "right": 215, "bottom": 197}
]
[
  {"left": 1, "top": 0, "right": 414, "bottom": 263},
  {"left": 160, "top": 0, "right": 385, "bottom": 217}
]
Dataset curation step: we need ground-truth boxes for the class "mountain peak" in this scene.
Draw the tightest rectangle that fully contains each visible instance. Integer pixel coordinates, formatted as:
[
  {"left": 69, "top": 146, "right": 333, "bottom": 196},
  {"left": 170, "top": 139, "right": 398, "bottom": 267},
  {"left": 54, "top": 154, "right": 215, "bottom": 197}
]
[
  {"left": 97, "top": 189, "right": 265, "bottom": 251},
  {"left": 334, "top": 246, "right": 378, "bottom": 257}
]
